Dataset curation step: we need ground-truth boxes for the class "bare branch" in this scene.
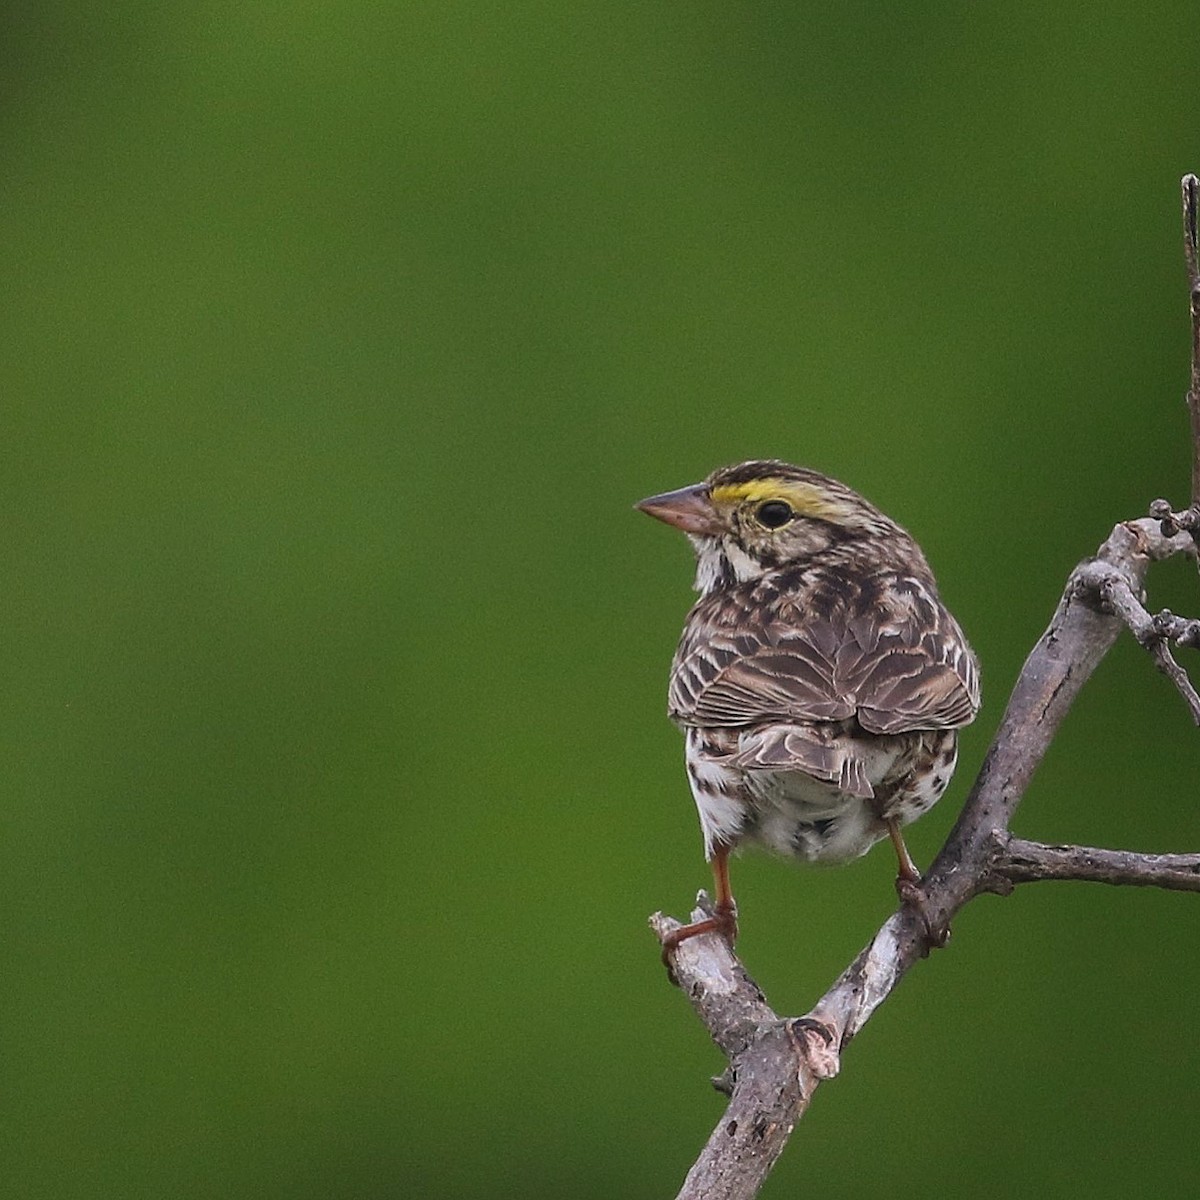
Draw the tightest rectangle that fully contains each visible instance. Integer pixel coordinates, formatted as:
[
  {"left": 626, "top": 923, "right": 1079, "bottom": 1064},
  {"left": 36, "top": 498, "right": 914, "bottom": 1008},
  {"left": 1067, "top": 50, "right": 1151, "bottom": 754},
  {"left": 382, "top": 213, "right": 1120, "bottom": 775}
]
[
  {"left": 1148, "top": 176, "right": 1200, "bottom": 540},
  {"left": 932, "top": 520, "right": 1191, "bottom": 863},
  {"left": 1183, "top": 173, "right": 1200, "bottom": 513},
  {"left": 650, "top": 904, "right": 777, "bottom": 1062},
  {"left": 994, "top": 835, "right": 1200, "bottom": 891},
  {"left": 1096, "top": 569, "right": 1200, "bottom": 723},
  {"left": 650, "top": 903, "right": 818, "bottom": 1200}
]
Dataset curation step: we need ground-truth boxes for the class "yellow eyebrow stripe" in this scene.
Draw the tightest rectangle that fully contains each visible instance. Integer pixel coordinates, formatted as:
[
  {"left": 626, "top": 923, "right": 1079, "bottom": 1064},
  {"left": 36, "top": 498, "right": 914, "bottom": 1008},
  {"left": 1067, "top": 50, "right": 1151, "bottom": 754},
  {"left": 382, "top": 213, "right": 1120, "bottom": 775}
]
[{"left": 710, "top": 480, "right": 848, "bottom": 520}]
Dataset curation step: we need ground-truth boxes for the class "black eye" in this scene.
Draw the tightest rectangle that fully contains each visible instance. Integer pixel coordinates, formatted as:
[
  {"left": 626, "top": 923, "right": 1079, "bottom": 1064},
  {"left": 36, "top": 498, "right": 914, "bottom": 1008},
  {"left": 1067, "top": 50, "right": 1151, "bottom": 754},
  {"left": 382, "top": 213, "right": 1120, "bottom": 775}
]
[{"left": 756, "top": 500, "right": 793, "bottom": 529}]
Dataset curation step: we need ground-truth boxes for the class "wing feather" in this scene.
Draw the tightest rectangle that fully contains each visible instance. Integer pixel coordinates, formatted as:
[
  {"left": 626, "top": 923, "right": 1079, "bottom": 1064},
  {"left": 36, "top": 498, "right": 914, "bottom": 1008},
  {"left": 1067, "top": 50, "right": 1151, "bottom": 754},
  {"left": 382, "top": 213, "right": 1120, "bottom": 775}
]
[{"left": 669, "top": 568, "right": 980, "bottom": 734}]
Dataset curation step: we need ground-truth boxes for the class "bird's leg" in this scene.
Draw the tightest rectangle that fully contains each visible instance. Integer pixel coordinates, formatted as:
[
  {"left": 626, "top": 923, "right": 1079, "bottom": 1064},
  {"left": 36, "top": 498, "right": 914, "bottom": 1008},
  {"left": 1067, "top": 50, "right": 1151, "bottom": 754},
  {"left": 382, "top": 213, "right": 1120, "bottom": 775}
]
[
  {"left": 660, "top": 842, "right": 738, "bottom": 972},
  {"left": 886, "top": 818, "right": 949, "bottom": 949},
  {"left": 887, "top": 817, "right": 922, "bottom": 889}
]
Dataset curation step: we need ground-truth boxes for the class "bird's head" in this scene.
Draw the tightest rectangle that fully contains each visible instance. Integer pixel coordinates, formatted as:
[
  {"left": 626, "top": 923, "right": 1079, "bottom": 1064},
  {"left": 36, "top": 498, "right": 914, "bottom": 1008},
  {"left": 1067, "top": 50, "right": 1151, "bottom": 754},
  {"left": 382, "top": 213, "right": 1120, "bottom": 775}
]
[{"left": 637, "top": 460, "right": 919, "bottom": 593}]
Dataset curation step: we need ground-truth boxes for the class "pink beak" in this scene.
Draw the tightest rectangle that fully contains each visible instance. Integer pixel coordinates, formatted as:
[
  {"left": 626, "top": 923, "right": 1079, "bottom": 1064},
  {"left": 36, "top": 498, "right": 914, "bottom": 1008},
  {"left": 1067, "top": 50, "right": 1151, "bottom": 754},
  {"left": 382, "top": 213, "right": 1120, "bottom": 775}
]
[{"left": 635, "top": 483, "right": 722, "bottom": 536}]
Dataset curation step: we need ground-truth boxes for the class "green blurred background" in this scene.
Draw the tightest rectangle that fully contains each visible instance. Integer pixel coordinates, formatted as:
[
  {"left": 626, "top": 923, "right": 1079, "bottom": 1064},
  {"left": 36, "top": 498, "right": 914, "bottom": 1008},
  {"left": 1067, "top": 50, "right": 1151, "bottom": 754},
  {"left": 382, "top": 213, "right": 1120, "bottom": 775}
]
[{"left": 3, "top": 3, "right": 1198, "bottom": 1197}]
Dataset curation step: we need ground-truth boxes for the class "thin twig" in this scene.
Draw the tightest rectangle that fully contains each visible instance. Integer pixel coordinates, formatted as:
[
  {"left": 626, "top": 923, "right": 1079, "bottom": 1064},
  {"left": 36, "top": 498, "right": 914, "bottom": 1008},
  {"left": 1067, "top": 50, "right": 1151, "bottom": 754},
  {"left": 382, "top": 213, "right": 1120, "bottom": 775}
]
[
  {"left": 1183, "top": 173, "right": 1200, "bottom": 513},
  {"left": 1096, "top": 570, "right": 1200, "bottom": 723},
  {"left": 1154, "top": 609, "right": 1200, "bottom": 648},
  {"left": 993, "top": 835, "right": 1200, "bottom": 891},
  {"left": 1149, "top": 175, "right": 1200, "bottom": 539}
]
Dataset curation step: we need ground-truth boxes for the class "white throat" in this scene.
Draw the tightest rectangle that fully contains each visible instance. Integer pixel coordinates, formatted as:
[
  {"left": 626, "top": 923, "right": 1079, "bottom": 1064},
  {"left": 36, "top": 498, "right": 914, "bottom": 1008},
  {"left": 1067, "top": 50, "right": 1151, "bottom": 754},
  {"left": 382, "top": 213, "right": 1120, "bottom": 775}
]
[{"left": 690, "top": 535, "right": 768, "bottom": 594}]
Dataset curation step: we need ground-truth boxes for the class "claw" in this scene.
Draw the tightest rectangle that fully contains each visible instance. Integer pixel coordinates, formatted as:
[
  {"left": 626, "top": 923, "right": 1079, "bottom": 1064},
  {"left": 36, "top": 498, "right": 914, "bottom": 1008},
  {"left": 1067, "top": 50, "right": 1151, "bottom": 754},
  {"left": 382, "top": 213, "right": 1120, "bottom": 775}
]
[
  {"left": 895, "top": 875, "right": 951, "bottom": 950},
  {"left": 660, "top": 842, "right": 739, "bottom": 983},
  {"left": 887, "top": 817, "right": 950, "bottom": 949},
  {"left": 659, "top": 902, "right": 738, "bottom": 984}
]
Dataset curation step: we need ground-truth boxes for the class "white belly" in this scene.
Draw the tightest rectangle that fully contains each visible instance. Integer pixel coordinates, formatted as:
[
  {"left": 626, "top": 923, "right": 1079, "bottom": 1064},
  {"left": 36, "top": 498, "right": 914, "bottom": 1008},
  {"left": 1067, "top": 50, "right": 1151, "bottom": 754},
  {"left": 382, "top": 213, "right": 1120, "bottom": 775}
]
[
  {"left": 741, "top": 769, "right": 886, "bottom": 862},
  {"left": 684, "top": 725, "right": 954, "bottom": 864}
]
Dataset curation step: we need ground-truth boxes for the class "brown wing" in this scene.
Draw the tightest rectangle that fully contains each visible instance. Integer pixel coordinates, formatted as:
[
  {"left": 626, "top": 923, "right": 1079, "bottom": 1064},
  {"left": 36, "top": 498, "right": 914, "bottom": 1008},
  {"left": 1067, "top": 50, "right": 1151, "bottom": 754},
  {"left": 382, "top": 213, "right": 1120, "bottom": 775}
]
[{"left": 669, "top": 570, "right": 980, "bottom": 734}]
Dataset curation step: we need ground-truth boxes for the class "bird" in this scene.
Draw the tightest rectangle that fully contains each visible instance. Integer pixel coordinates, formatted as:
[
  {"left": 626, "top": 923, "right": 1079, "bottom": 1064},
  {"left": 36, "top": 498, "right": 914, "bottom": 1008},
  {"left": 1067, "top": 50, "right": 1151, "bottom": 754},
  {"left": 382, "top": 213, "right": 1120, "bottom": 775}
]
[{"left": 637, "top": 459, "right": 980, "bottom": 961}]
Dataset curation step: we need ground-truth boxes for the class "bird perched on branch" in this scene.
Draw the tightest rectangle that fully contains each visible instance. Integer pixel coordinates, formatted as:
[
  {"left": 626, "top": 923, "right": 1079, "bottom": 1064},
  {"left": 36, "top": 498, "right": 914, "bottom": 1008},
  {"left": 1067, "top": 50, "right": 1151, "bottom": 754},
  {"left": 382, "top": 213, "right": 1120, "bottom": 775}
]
[{"left": 637, "top": 460, "right": 980, "bottom": 961}]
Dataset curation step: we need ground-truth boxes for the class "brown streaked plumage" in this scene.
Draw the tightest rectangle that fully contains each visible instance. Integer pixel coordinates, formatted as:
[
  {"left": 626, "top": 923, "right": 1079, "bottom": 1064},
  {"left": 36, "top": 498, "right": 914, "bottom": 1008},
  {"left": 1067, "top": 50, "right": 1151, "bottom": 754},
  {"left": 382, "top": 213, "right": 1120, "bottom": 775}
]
[{"left": 637, "top": 460, "right": 980, "bottom": 960}]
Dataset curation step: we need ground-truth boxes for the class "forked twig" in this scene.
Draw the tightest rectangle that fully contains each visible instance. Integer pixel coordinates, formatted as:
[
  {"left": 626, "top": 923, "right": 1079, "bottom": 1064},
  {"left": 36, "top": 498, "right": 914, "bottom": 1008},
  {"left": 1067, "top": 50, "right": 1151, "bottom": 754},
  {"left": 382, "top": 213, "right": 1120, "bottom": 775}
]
[{"left": 1095, "top": 571, "right": 1200, "bottom": 724}]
